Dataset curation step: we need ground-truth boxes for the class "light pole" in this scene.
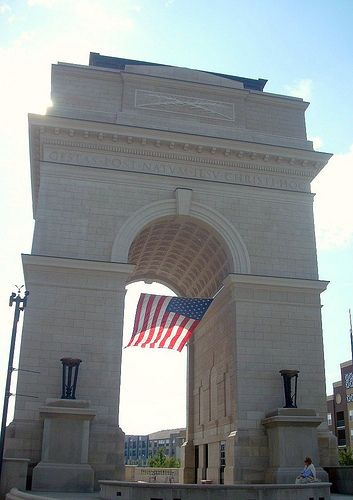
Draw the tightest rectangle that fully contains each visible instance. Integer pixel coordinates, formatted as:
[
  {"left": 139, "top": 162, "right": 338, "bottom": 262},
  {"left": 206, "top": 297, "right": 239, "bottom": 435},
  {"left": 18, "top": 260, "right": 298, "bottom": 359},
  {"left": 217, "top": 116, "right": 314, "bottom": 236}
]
[
  {"left": 0, "top": 288, "right": 29, "bottom": 482},
  {"left": 349, "top": 309, "right": 353, "bottom": 364}
]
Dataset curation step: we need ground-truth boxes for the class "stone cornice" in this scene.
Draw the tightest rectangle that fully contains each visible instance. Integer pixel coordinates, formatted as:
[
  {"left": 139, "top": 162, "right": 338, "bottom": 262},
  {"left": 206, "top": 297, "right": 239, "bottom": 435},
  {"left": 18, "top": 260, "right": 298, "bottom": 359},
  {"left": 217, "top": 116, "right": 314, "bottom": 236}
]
[
  {"left": 38, "top": 405, "right": 96, "bottom": 419},
  {"left": 28, "top": 114, "right": 332, "bottom": 215},
  {"left": 340, "top": 360, "right": 353, "bottom": 368},
  {"left": 205, "top": 273, "right": 329, "bottom": 310},
  {"left": 22, "top": 254, "right": 135, "bottom": 275},
  {"left": 55, "top": 62, "right": 306, "bottom": 109},
  {"left": 262, "top": 415, "right": 323, "bottom": 428},
  {"left": 29, "top": 114, "right": 330, "bottom": 168},
  {"left": 223, "top": 273, "right": 329, "bottom": 292},
  {"left": 248, "top": 90, "right": 309, "bottom": 110}
]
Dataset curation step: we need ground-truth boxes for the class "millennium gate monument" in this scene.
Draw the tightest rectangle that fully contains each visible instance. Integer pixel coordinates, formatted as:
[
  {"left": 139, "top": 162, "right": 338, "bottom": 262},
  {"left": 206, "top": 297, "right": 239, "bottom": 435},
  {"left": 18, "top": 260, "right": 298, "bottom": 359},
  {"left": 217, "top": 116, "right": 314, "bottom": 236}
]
[{"left": 5, "top": 53, "right": 337, "bottom": 488}]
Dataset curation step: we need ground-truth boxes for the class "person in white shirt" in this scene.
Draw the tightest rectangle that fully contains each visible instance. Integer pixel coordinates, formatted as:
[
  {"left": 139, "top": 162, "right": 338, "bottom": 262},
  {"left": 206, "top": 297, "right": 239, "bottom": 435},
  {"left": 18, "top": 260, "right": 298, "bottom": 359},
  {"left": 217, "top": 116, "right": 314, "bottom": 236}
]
[{"left": 295, "top": 456, "right": 318, "bottom": 484}]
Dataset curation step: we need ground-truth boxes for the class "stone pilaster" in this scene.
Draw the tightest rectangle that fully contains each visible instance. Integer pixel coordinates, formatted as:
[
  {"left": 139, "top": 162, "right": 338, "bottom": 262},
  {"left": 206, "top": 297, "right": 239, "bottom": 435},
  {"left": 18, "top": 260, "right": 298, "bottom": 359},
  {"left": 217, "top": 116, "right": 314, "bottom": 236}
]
[
  {"left": 189, "top": 273, "right": 330, "bottom": 484},
  {"left": 5, "top": 255, "right": 134, "bottom": 484}
]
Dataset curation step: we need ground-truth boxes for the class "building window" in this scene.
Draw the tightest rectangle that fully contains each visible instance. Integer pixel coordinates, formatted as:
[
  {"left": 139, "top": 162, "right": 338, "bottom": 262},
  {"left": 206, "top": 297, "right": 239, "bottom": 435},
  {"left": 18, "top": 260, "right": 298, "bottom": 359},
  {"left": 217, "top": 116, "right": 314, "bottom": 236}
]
[
  {"left": 336, "top": 411, "right": 345, "bottom": 428},
  {"left": 327, "top": 413, "right": 332, "bottom": 426},
  {"left": 338, "top": 429, "right": 346, "bottom": 447},
  {"left": 350, "top": 410, "right": 353, "bottom": 422},
  {"left": 345, "top": 372, "right": 353, "bottom": 389},
  {"left": 220, "top": 441, "right": 226, "bottom": 485},
  {"left": 347, "top": 394, "right": 353, "bottom": 403}
]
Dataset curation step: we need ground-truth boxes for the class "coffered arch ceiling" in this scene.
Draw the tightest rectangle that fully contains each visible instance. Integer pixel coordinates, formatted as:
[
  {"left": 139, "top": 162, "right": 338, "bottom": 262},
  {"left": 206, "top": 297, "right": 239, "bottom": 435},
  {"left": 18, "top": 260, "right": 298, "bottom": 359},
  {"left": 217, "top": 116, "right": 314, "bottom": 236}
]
[{"left": 127, "top": 216, "right": 233, "bottom": 297}]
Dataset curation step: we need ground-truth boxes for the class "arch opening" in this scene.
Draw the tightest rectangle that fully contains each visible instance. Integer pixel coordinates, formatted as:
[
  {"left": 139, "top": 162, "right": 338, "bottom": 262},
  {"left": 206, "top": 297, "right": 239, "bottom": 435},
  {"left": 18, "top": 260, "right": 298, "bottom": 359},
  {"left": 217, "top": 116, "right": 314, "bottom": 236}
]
[
  {"left": 127, "top": 216, "right": 233, "bottom": 297},
  {"left": 119, "top": 215, "right": 234, "bottom": 437},
  {"left": 120, "top": 280, "right": 187, "bottom": 437},
  {"left": 111, "top": 198, "right": 251, "bottom": 277}
]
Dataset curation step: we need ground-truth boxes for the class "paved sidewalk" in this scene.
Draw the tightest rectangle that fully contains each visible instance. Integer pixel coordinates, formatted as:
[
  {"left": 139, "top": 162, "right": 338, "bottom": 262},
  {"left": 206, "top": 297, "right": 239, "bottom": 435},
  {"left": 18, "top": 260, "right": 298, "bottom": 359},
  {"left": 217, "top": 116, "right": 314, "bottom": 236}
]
[
  {"left": 30, "top": 494, "right": 100, "bottom": 499},
  {"left": 32, "top": 491, "right": 353, "bottom": 499}
]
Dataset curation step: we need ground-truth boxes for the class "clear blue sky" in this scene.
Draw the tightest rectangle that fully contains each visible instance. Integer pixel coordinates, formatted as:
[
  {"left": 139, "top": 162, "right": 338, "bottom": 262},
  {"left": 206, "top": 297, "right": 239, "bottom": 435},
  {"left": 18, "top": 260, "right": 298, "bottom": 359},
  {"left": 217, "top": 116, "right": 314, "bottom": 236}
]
[{"left": 0, "top": 0, "right": 352, "bottom": 434}]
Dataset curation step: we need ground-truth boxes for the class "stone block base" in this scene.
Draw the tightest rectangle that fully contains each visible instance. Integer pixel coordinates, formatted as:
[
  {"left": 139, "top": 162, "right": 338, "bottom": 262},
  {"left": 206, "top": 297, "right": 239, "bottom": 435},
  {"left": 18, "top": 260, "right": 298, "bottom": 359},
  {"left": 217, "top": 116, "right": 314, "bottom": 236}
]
[
  {"left": 263, "top": 408, "right": 328, "bottom": 484},
  {"left": 31, "top": 462, "right": 94, "bottom": 492},
  {"left": 0, "top": 458, "right": 29, "bottom": 499},
  {"left": 265, "top": 466, "right": 328, "bottom": 484},
  {"left": 99, "top": 480, "right": 332, "bottom": 500},
  {"left": 180, "top": 441, "right": 196, "bottom": 484},
  {"left": 4, "top": 420, "right": 42, "bottom": 464}
]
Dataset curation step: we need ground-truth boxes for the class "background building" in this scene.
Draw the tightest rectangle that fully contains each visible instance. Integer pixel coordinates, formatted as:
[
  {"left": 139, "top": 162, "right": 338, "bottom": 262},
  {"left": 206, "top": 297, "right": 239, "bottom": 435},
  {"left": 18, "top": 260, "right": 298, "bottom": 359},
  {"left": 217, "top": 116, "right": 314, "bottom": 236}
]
[
  {"left": 125, "top": 435, "right": 149, "bottom": 466},
  {"left": 327, "top": 360, "right": 353, "bottom": 449},
  {"left": 148, "top": 428, "right": 186, "bottom": 461},
  {"left": 124, "top": 428, "right": 186, "bottom": 465}
]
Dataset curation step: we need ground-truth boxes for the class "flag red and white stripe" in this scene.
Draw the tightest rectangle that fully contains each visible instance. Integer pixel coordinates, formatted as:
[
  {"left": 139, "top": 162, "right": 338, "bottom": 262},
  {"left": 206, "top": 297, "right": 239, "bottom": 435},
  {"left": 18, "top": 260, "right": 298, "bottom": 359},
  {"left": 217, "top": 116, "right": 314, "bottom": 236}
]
[{"left": 126, "top": 293, "right": 213, "bottom": 352}]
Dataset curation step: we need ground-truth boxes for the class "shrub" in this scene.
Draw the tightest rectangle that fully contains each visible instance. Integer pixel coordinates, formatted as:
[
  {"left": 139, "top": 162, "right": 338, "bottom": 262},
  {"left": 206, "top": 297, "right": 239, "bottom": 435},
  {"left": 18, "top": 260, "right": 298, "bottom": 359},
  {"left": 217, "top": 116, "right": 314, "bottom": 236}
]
[
  {"left": 338, "top": 447, "right": 353, "bottom": 465},
  {"left": 147, "top": 448, "right": 180, "bottom": 468}
]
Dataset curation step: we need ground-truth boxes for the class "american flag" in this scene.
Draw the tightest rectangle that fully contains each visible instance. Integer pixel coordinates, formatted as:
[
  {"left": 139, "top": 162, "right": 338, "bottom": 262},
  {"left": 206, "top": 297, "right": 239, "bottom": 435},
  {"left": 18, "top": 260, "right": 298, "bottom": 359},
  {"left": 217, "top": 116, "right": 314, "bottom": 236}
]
[{"left": 126, "top": 293, "right": 213, "bottom": 352}]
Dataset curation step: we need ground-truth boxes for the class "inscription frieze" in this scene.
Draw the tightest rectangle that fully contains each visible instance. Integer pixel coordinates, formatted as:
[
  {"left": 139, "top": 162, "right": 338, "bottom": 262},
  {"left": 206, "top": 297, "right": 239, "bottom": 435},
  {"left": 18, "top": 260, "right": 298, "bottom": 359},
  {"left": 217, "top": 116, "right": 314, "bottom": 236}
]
[
  {"left": 135, "top": 89, "right": 235, "bottom": 121},
  {"left": 43, "top": 146, "right": 308, "bottom": 192}
]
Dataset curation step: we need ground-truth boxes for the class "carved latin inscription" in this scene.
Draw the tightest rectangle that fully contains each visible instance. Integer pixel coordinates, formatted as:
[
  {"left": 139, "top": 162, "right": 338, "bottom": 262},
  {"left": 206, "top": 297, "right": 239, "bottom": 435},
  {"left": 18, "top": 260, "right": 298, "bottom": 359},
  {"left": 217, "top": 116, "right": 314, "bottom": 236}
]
[
  {"left": 43, "top": 146, "right": 308, "bottom": 192},
  {"left": 135, "top": 89, "right": 235, "bottom": 121}
]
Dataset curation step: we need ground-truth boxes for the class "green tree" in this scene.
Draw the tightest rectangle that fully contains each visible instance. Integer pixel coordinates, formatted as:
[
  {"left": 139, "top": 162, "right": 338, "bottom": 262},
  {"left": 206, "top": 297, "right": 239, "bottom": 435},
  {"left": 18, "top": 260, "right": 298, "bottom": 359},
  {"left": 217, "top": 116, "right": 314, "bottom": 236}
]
[
  {"left": 338, "top": 447, "right": 353, "bottom": 465},
  {"left": 148, "top": 448, "right": 180, "bottom": 468},
  {"left": 167, "top": 456, "right": 181, "bottom": 468}
]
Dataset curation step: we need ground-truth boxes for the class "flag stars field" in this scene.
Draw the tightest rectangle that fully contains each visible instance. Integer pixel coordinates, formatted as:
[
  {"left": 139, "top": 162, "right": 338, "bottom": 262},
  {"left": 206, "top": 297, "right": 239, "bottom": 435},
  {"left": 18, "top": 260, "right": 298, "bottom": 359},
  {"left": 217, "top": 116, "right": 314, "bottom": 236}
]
[{"left": 126, "top": 294, "right": 213, "bottom": 352}]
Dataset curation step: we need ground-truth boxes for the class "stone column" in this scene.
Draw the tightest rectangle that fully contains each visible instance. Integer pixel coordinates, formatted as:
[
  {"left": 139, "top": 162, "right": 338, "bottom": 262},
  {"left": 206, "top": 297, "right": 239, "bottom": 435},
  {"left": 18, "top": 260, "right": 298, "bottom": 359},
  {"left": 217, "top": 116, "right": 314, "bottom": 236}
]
[
  {"left": 214, "top": 274, "right": 330, "bottom": 484},
  {"left": 224, "top": 431, "right": 237, "bottom": 484},
  {"left": 180, "top": 341, "right": 196, "bottom": 484},
  {"left": 196, "top": 444, "right": 207, "bottom": 483},
  {"left": 182, "top": 286, "right": 237, "bottom": 485},
  {"left": 207, "top": 441, "right": 221, "bottom": 483},
  {"left": 5, "top": 255, "right": 134, "bottom": 485}
]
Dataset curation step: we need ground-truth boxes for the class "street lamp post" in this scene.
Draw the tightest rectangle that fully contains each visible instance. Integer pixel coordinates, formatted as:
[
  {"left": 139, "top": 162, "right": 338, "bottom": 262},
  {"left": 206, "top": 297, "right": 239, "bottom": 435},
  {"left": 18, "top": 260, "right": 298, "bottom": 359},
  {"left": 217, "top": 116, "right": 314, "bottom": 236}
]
[
  {"left": 349, "top": 309, "right": 353, "bottom": 364},
  {"left": 0, "top": 288, "right": 29, "bottom": 483}
]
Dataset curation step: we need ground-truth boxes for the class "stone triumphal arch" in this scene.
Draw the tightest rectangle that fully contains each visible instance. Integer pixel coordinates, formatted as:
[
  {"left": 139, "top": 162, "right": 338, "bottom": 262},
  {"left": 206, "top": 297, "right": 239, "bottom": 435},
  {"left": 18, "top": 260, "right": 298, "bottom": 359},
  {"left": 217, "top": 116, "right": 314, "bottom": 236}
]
[{"left": 6, "top": 53, "right": 337, "bottom": 489}]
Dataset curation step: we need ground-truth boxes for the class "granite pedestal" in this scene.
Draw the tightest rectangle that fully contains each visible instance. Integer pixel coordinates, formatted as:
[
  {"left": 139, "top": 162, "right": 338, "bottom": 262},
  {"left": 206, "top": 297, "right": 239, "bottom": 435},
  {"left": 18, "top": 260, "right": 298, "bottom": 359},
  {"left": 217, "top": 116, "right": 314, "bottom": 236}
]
[
  {"left": 263, "top": 408, "right": 329, "bottom": 484},
  {"left": 32, "top": 399, "right": 96, "bottom": 492}
]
